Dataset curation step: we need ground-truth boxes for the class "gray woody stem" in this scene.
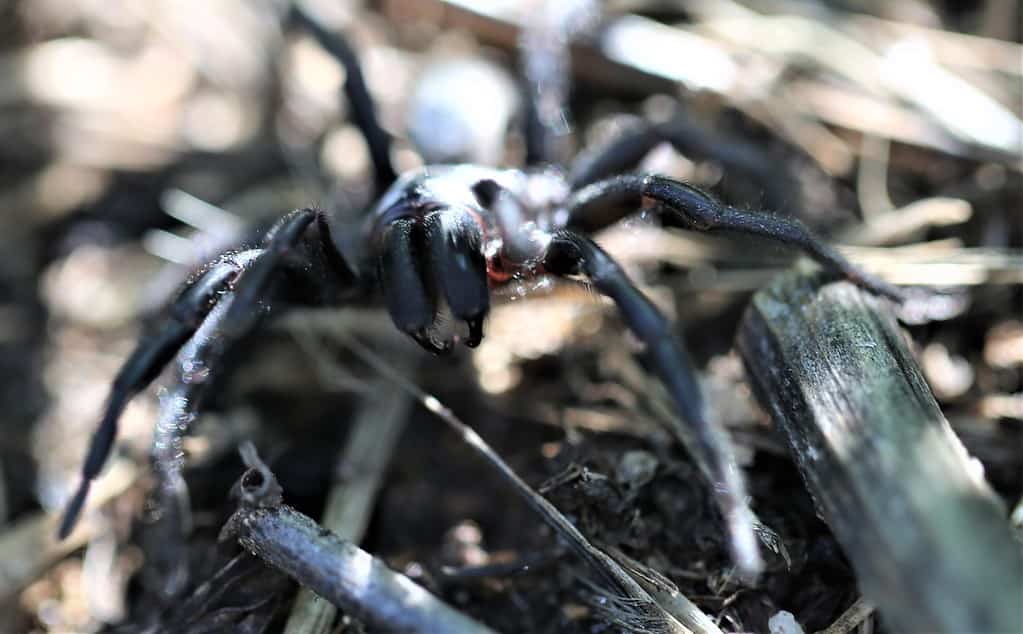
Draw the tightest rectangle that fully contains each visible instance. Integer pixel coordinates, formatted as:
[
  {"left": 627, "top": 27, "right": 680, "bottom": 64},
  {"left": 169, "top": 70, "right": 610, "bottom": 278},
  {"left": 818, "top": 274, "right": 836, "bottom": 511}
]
[
  {"left": 738, "top": 272, "right": 1022, "bottom": 634},
  {"left": 221, "top": 445, "right": 496, "bottom": 634}
]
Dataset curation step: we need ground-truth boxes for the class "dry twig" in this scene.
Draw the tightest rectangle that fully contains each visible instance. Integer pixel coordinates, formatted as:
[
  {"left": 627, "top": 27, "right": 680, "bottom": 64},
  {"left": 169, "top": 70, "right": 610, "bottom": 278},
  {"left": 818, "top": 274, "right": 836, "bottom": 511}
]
[
  {"left": 283, "top": 371, "right": 413, "bottom": 633},
  {"left": 222, "top": 444, "right": 497, "bottom": 634}
]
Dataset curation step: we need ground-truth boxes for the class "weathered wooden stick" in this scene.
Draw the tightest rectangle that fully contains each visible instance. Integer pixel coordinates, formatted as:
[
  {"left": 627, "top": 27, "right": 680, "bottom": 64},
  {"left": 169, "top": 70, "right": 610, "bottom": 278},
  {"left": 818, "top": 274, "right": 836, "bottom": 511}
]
[
  {"left": 737, "top": 272, "right": 1022, "bottom": 634},
  {"left": 283, "top": 382, "right": 412, "bottom": 634},
  {"left": 221, "top": 445, "right": 496, "bottom": 634}
]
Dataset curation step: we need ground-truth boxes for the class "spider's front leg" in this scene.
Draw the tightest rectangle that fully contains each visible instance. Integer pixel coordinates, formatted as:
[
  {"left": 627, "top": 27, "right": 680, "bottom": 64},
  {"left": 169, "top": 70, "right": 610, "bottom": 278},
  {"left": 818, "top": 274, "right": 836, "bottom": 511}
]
[
  {"left": 564, "top": 174, "right": 905, "bottom": 301},
  {"left": 58, "top": 257, "right": 247, "bottom": 538},
  {"left": 60, "top": 209, "right": 358, "bottom": 543},
  {"left": 542, "top": 231, "right": 763, "bottom": 578}
]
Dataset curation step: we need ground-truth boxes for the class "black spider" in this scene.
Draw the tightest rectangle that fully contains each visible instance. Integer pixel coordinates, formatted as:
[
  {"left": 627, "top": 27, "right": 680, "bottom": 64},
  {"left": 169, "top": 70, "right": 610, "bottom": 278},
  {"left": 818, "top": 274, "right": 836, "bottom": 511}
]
[{"left": 59, "top": 3, "right": 902, "bottom": 582}]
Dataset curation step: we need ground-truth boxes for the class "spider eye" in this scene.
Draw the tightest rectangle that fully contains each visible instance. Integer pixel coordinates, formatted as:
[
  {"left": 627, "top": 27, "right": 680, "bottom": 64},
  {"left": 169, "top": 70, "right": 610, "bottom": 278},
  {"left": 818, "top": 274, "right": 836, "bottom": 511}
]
[{"left": 471, "top": 179, "right": 501, "bottom": 208}]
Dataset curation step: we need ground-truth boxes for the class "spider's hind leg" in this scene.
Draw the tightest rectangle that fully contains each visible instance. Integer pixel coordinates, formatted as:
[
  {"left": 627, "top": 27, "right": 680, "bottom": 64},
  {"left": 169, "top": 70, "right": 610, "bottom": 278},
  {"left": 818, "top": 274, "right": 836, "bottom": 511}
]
[
  {"left": 289, "top": 5, "right": 397, "bottom": 192},
  {"left": 543, "top": 230, "right": 762, "bottom": 577}
]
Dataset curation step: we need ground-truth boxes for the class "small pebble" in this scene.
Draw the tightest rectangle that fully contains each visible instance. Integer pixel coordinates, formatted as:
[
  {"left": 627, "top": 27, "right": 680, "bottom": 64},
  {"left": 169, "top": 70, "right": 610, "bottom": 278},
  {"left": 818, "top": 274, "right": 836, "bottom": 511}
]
[{"left": 768, "top": 610, "right": 806, "bottom": 634}]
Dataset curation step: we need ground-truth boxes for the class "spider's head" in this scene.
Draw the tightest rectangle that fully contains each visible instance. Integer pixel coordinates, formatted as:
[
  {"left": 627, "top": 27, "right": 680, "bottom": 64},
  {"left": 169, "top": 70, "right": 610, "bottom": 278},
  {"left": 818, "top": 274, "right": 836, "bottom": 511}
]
[{"left": 471, "top": 178, "right": 555, "bottom": 284}]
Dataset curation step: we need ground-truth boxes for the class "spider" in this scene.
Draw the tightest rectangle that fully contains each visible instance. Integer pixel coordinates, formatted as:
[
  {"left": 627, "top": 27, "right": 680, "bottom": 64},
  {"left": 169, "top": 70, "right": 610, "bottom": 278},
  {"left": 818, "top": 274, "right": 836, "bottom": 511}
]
[{"left": 58, "top": 3, "right": 902, "bottom": 583}]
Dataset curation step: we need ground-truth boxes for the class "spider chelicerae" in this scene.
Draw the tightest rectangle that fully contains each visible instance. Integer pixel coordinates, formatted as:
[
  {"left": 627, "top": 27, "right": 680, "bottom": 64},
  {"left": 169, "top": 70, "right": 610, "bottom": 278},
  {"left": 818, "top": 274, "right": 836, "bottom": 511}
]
[{"left": 59, "top": 2, "right": 902, "bottom": 582}]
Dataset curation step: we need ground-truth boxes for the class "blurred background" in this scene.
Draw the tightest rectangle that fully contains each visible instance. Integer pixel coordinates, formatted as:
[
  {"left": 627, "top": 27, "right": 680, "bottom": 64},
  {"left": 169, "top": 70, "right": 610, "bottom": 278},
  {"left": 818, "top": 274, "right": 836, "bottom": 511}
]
[{"left": 0, "top": 0, "right": 1020, "bottom": 632}]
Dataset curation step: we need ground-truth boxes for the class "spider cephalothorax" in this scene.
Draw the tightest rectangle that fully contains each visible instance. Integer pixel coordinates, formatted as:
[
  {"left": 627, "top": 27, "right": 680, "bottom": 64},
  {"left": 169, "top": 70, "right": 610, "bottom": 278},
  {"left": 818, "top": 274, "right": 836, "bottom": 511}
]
[
  {"left": 364, "top": 165, "right": 590, "bottom": 350},
  {"left": 59, "top": 3, "right": 902, "bottom": 586}
]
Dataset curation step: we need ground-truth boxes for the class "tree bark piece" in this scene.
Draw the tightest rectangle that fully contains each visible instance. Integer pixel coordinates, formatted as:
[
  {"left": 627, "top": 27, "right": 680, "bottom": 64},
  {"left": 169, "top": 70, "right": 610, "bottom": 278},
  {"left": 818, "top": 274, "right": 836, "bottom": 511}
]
[{"left": 737, "top": 271, "right": 1022, "bottom": 634}]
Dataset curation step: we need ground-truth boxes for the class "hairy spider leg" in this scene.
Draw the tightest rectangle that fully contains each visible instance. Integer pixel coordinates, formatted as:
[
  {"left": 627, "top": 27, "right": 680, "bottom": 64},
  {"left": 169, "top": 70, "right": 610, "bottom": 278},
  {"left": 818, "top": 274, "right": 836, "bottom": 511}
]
[
  {"left": 59, "top": 258, "right": 246, "bottom": 538},
  {"left": 60, "top": 210, "right": 358, "bottom": 540},
  {"left": 542, "top": 231, "right": 763, "bottom": 577},
  {"left": 290, "top": 4, "right": 397, "bottom": 192},
  {"left": 568, "top": 118, "right": 797, "bottom": 213},
  {"left": 142, "top": 278, "right": 290, "bottom": 598},
  {"left": 222, "top": 209, "right": 358, "bottom": 338},
  {"left": 136, "top": 211, "right": 361, "bottom": 594},
  {"left": 564, "top": 174, "right": 905, "bottom": 302},
  {"left": 146, "top": 292, "right": 241, "bottom": 598}
]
